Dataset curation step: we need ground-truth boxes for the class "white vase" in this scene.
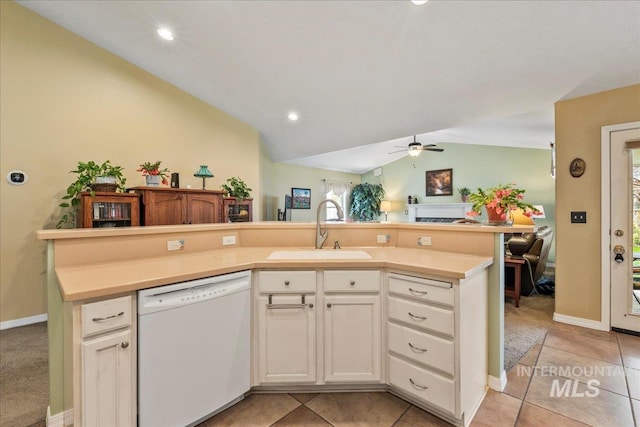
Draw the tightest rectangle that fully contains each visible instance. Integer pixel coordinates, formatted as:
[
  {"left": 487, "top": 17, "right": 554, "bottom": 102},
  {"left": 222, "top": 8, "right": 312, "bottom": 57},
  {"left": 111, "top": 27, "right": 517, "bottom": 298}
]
[{"left": 146, "top": 175, "right": 161, "bottom": 186}]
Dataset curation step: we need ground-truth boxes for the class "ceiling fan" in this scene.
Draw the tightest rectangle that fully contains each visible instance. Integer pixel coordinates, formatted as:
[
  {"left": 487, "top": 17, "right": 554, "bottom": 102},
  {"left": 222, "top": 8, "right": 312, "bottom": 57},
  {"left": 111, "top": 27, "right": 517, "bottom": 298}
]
[{"left": 389, "top": 135, "right": 445, "bottom": 157}]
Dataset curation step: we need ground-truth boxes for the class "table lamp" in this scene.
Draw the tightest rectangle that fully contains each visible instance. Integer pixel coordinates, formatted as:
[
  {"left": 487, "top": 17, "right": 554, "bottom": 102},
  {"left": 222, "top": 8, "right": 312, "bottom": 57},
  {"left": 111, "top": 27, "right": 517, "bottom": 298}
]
[
  {"left": 380, "top": 200, "right": 391, "bottom": 222},
  {"left": 194, "top": 165, "right": 214, "bottom": 190}
]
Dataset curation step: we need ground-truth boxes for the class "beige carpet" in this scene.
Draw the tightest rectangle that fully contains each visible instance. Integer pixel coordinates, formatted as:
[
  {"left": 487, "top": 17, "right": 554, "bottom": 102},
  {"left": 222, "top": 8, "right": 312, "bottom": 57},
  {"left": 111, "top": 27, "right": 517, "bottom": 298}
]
[
  {"left": 504, "top": 293, "right": 555, "bottom": 372},
  {"left": 0, "top": 322, "right": 48, "bottom": 427}
]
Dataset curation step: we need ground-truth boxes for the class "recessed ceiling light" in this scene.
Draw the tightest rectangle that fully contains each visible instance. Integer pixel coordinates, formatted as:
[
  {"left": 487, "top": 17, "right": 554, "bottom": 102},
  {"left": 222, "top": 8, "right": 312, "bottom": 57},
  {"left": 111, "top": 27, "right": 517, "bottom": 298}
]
[
  {"left": 287, "top": 112, "right": 299, "bottom": 121},
  {"left": 411, "top": 0, "right": 429, "bottom": 5},
  {"left": 157, "top": 27, "right": 174, "bottom": 41}
]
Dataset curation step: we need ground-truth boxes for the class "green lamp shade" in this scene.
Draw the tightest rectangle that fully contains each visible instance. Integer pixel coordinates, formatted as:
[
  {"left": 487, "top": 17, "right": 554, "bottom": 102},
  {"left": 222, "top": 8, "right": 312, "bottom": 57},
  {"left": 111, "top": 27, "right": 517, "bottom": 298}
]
[{"left": 194, "top": 165, "right": 214, "bottom": 178}]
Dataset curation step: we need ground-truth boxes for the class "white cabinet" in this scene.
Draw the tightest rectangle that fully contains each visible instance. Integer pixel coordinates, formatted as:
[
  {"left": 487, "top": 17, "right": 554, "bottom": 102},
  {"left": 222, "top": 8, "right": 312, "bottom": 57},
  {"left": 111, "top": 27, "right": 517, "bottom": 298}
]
[
  {"left": 256, "top": 271, "right": 316, "bottom": 384},
  {"left": 82, "top": 329, "right": 133, "bottom": 426},
  {"left": 387, "top": 272, "right": 487, "bottom": 427},
  {"left": 324, "top": 294, "right": 381, "bottom": 382},
  {"left": 323, "top": 270, "right": 381, "bottom": 383},
  {"left": 257, "top": 294, "right": 317, "bottom": 383},
  {"left": 76, "top": 295, "right": 136, "bottom": 427}
]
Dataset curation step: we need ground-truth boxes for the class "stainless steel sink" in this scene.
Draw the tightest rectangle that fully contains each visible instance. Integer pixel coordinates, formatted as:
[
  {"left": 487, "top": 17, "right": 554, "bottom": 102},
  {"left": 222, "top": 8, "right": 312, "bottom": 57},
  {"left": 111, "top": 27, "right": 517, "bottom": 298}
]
[{"left": 267, "top": 250, "right": 372, "bottom": 260}]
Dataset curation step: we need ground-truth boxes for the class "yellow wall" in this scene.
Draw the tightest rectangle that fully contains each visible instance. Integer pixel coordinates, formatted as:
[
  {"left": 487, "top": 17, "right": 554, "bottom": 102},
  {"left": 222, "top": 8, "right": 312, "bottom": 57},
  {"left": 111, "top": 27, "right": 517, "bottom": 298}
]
[
  {"left": 555, "top": 84, "right": 640, "bottom": 321},
  {"left": 0, "top": 2, "right": 261, "bottom": 322}
]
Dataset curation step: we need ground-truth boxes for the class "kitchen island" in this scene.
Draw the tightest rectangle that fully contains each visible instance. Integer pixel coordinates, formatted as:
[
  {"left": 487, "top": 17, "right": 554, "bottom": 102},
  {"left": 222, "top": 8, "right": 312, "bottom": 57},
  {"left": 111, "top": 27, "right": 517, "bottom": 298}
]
[{"left": 38, "top": 221, "right": 532, "bottom": 426}]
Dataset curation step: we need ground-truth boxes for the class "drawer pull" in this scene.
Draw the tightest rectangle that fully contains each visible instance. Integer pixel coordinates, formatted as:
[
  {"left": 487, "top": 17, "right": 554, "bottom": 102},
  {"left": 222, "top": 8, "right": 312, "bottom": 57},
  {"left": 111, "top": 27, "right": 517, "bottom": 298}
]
[
  {"left": 408, "top": 342, "right": 428, "bottom": 353},
  {"left": 327, "top": 303, "right": 332, "bottom": 308},
  {"left": 92, "top": 311, "right": 125, "bottom": 322},
  {"left": 121, "top": 341, "right": 129, "bottom": 349},
  {"left": 408, "top": 312, "right": 427, "bottom": 321},
  {"left": 349, "top": 280, "right": 356, "bottom": 286},
  {"left": 267, "top": 304, "right": 307, "bottom": 310},
  {"left": 409, "top": 288, "right": 428, "bottom": 295},
  {"left": 284, "top": 280, "right": 290, "bottom": 286},
  {"left": 409, "top": 378, "right": 429, "bottom": 390}
]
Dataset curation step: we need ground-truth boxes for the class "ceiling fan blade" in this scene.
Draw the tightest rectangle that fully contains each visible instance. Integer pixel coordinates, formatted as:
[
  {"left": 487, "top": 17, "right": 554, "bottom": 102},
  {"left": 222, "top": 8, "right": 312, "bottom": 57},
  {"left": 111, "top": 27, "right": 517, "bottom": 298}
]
[
  {"left": 424, "top": 147, "right": 444, "bottom": 152},
  {"left": 388, "top": 149, "right": 407, "bottom": 154},
  {"left": 422, "top": 143, "right": 437, "bottom": 147}
]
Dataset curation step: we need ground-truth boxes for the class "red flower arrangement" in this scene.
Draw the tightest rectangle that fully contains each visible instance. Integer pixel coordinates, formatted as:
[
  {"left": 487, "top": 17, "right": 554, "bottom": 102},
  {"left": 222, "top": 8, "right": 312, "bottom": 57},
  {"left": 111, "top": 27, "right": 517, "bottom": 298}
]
[
  {"left": 138, "top": 161, "right": 170, "bottom": 185},
  {"left": 467, "top": 183, "right": 540, "bottom": 220}
]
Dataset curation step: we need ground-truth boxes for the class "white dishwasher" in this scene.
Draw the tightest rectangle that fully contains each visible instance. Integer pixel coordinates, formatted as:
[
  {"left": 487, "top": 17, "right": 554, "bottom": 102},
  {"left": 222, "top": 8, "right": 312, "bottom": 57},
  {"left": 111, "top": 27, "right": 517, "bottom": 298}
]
[{"left": 138, "top": 270, "right": 251, "bottom": 427}]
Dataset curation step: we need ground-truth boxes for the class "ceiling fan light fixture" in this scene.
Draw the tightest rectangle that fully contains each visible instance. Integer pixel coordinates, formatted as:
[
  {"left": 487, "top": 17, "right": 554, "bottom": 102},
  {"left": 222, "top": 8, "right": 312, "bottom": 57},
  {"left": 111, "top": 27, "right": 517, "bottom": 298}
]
[{"left": 408, "top": 144, "right": 422, "bottom": 157}]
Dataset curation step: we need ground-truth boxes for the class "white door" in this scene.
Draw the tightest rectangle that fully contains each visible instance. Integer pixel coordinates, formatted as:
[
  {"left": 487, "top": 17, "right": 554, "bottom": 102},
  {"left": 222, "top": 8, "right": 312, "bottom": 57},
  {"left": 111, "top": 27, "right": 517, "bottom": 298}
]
[
  {"left": 82, "top": 329, "right": 133, "bottom": 427},
  {"left": 257, "top": 294, "right": 317, "bottom": 383},
  {"left": 324, "top": 295, "right": 381, "bottom": 382},
  {"left": 610, "top": 124, "right": 640, "bottom": 333}
]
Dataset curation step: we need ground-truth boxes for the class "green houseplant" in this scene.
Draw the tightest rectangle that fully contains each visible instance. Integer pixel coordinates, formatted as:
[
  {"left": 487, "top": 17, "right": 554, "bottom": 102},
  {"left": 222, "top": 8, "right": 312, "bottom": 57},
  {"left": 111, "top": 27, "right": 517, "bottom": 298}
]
[
  {"left": 221, "top": 177, "right": 252, "bottom": 201},
  {"left": 458, "top": 187, "right": 471, "bottom": 202},
  {"left": 138, "top": 161, "right": 169, "bottom": 186},
  {"left": 349, "top": 183, "right": 385, "bottom": 222},
  {"left": 57, "top": 160, "right": 126, "bottom": 228}
]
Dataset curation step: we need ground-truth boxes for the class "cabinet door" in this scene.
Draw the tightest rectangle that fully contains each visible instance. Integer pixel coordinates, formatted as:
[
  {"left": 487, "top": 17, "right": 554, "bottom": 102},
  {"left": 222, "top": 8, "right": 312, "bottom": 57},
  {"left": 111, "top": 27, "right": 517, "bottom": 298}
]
[
  {"left": 82, "top": 329, "right": 134, "bottom": 427},
  {"left": 258, "top": 295, "right": 316, "bottom": 383},
  {"left": 146, "top": 191, "right": 186, "bottom": 225},
  {"left": 324, "top": 295, "right": 381, "bottom": 382},
  {"left": 188, "top": 194, "right": 221, "bottom": 224}
]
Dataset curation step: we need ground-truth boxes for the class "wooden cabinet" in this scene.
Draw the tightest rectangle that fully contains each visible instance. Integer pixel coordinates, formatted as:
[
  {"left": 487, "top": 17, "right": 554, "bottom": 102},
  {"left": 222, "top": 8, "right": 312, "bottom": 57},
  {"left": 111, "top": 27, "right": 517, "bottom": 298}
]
[
  {"left": 130, "top": 187, "right": 224, "bottom": 225},
  {"left": 256, "top": 271, "right": 317, "bottom": 383},
  {"left": 387, "top": 272, "right": 487, "bottom": 426},
  {"left": 323, "top": 270, "right": 381, "bottom": 383},
  {"left": 77, "top": 295, "right": 136, "bottom": 427},
  {"left": 77, "top": 192, "right": 140, "bottom": 228},
  {"left": 223, "top": 197, "right": 253, "bottom": 222}
]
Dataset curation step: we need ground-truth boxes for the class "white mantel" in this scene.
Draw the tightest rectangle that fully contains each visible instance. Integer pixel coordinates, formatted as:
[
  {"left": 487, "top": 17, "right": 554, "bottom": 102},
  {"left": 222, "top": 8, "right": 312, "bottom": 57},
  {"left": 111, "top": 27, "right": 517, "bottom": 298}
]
[{"left": 406, "top": 203, "right": 473, "bottom": 222}]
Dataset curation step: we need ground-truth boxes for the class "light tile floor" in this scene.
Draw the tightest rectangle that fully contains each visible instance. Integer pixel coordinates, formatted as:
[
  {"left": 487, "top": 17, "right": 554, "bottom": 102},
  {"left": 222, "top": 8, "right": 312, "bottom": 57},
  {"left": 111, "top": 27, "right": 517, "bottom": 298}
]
[{"left": 200, "top": 324, "right": 640, "bottom": 427}]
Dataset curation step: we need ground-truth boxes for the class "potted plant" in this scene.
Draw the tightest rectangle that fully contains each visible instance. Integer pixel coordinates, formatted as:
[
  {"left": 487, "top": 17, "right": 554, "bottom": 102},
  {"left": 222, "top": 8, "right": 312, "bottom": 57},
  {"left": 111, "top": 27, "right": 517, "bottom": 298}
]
[
  {"left": 468, "top": 183, "right": 539, "bottom": 225},
  {"left": 349, "top": 183, "right": 385, "bottom": 221},
  {"left": 458, "top": 187, "right": 471, "bottom": 202},
  {"left": 221, "top": 177, "right": 252, "bottom": 201},
  {"left": 138, "top": 161, "right": 169, "bottom": 186},
  {"left": 57, "top": 160, "right": 126, "bottom": 228}
]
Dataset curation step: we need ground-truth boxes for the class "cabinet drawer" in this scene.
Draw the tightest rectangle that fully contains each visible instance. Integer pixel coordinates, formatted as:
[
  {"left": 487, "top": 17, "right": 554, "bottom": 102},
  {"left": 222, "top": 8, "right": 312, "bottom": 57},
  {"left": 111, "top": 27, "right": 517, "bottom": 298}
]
[
  {"left": 82, "top": 296, "right": 132, "bottom": 338},
  {"left": 259, "top": 271, "right": 316, "bottom": 293},
  {"left": 388, "top": 296, "right": 454, "bottom": 336},
  {"left": 388, "top": 322, "right": 454, "bottom": 375},
  {"left": 324, "top": 270, "right": 380, "bottom": 292},
  {"left": 389, "top": 355, "right": 455, "bottom": 414},
  {"left": 388, "top": 273, "right": 453, "bottom": 307}
]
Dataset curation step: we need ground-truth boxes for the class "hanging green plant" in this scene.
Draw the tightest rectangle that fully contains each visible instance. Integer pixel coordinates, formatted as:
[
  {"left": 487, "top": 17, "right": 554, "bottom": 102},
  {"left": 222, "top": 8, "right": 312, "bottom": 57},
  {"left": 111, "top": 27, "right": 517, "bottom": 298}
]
[{"left": 349, "top": 183, "right": 385, "bottom": 222}]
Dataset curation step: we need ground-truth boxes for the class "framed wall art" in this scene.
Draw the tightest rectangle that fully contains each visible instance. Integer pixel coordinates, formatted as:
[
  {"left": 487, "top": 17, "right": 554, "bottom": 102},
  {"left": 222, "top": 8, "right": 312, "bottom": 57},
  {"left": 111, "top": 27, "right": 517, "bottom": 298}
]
[
  {"left": 425, "top": 168, "right": 453, "bottom": 196},
  {"left": 291, "top": 187, "right": 311, "bottom": 209}
]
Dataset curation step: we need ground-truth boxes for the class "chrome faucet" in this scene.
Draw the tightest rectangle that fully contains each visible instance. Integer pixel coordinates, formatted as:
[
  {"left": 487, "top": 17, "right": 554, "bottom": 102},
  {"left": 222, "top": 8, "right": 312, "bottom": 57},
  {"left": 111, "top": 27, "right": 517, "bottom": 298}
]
[{"left": 316, "top": 200, "right": 344, "bottom": 249}]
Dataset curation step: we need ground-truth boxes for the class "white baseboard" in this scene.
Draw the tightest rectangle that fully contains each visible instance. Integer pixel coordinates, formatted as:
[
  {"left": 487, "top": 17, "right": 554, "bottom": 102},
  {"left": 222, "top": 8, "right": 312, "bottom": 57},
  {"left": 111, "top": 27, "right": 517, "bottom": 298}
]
[
  {"left": 487, "top": 370, "right": 507, "bottom": 392},
  {"left": 0, "top": 313, "right": 47, "bottom": 330},
  {"left": 46, "top": 406, "right": 73, "bottom": 427},
  {"left": 553, "top": 312, "right": 608, "bottom": 331}
]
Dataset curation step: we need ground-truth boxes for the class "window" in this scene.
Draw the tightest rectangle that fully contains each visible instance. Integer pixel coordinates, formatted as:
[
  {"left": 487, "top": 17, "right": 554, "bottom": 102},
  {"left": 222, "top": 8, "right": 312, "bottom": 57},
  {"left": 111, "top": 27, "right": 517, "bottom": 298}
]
[{"left": 325, "top": 190, "right": 347, "bottom": 221}]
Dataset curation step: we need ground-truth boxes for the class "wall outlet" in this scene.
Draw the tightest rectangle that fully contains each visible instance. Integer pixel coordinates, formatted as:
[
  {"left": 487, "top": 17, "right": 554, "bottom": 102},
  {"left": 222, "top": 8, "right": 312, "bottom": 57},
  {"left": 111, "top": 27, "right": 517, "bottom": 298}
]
[
  {"left": 222, "top": 235, "right": 237, "bottom": 246},
  {"left": 418, "top": 236, "right": 432, "bottom": 246},
  {"left": 167, "top": 240, "right": 184, "bottom": 251},
  {"left": 377, "top": 234, "right": 390, "bottom": 243}
]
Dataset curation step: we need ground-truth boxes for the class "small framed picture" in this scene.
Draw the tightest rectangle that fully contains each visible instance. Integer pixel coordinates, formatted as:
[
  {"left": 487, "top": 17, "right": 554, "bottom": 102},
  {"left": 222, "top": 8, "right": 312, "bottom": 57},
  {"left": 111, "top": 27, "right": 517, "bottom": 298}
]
[
  {"left": 425, "top": 168, "right": 453, "bottom": 196},
  {"left": 291, "top": 187, "right": 311, "bottom": 209}
]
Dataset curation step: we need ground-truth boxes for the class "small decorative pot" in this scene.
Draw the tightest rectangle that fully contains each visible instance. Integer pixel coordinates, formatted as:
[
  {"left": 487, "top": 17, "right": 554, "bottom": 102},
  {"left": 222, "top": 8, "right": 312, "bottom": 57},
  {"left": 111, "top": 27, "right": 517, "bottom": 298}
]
[
  {"left": 146, "top": 175, "right": 161, "bottom": 187},
  {"left": 485, "top": 206, "right": 509, "bottom": 226}
]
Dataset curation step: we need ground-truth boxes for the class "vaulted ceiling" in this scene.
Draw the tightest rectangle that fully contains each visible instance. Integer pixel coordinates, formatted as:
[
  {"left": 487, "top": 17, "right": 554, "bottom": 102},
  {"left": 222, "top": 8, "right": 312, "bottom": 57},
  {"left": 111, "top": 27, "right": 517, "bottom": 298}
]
[{"left": 18, "top": 0, "right": 640, "bottom": 173}]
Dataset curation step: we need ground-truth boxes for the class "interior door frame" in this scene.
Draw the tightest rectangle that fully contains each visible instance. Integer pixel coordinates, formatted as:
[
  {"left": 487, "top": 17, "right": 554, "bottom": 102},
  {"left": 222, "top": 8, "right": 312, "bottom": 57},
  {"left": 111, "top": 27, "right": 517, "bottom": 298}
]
[{"left": 601, "top": 121, "right": 640, "bottom": 331}]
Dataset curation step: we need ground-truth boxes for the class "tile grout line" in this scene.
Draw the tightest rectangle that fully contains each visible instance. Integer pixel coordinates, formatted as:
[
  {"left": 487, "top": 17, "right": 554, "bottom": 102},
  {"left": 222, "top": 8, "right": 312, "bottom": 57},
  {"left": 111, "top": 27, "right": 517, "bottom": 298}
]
[
  {"left": 511, "top": 327, "right": 549, "bottom": 425},
  {"left": 389, "top": 403, "right": 413, "bottom": 427},
  {"left": 616, "top": 333, "right": 639, "bottom": 427}
]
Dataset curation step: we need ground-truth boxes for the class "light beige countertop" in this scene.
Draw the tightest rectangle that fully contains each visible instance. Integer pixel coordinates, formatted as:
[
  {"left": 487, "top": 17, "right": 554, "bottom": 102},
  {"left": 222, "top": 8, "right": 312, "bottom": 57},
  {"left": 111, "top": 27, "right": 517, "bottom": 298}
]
[{"left": 54, "top": 246, "right": 493, "bottom": 301}]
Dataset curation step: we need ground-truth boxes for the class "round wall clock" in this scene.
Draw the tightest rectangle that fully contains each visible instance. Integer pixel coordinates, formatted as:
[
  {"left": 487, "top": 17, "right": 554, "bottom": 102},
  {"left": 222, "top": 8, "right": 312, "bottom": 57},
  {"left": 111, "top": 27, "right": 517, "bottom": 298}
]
[{"left": 570, "top": 158, "right": 586, "bottom": 177}]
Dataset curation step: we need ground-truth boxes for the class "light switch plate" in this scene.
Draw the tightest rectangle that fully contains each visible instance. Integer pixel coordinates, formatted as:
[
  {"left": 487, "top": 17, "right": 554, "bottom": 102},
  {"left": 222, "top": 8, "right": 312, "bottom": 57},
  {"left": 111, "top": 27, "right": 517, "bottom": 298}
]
[
  {"left": 377, "top": 234, "right": 390, "bottom": 243},
  {"left": 167, "top": 240, "right": 184, "bottom": 251},
  {"left": 418, "top": 236, "right": 432, "bottom": 246},
  {"left": 223, "top": 235, "right": 237, "bottom": 245}
]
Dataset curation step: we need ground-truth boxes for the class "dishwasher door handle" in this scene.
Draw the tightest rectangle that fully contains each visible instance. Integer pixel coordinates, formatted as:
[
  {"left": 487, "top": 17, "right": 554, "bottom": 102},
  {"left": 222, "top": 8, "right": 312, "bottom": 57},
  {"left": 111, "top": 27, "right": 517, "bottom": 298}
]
[{"left": 266, "top": 303, "right": 308, "bottom": 309}]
